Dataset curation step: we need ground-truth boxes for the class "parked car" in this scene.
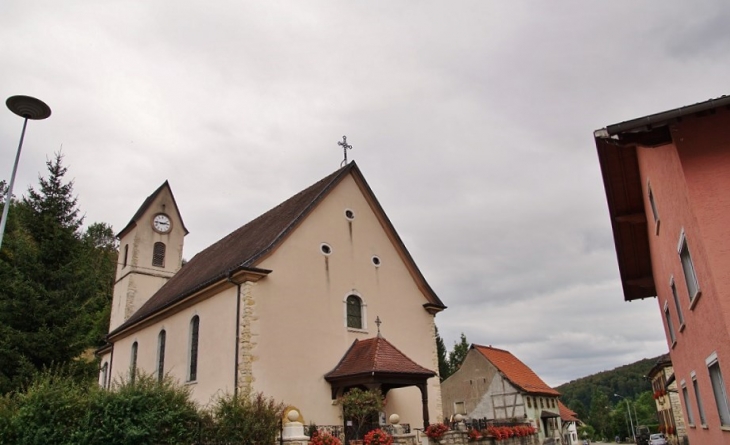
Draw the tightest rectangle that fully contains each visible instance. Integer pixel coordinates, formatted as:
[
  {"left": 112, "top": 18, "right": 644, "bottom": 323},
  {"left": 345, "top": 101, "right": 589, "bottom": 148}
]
[{"left": 649, "top": 433, "right": 667, "bottom": 445}]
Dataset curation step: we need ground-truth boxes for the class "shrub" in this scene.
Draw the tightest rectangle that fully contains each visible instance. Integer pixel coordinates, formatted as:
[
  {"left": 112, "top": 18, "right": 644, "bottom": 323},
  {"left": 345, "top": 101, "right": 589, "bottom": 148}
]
[
  {"left": 76, "top": 372, "right": 201, "bottom": 445},
  {"left": 206, "top": 391, "right": 285, "bottom": 445},
  {"left": 338, "top": 388, "right": 384, "bottom": 440},
  {"left": 9, "top": 369, "right": 89, "bottom": 445}
]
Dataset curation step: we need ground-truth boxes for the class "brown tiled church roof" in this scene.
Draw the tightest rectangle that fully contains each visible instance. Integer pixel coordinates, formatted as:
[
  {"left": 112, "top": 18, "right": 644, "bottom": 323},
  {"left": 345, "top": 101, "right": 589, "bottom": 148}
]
[
  {"left": 110, "top": 162, "right": 445, "bottom": 337},
  {"left": 474, "top": 344, "right": 560, "bottom": 396},
  {"left": 325, "top": 336, "right": 436, "bottom": 379}
]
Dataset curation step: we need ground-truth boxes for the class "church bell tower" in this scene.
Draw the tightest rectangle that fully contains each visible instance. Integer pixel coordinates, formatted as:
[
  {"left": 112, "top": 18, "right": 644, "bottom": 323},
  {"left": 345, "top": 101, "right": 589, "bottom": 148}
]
[{"left": 109, "top": 181, "right": 188, "bottom": 331}]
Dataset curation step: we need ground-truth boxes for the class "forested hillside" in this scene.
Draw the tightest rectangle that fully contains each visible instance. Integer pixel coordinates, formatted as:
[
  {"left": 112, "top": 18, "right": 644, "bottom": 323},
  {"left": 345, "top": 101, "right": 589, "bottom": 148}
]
[
  {"left": 0, "top": 153, "right": 116, "bottom": 394},
  {"left": 556, "top": 355, "right": 660, "bottom": 420}
]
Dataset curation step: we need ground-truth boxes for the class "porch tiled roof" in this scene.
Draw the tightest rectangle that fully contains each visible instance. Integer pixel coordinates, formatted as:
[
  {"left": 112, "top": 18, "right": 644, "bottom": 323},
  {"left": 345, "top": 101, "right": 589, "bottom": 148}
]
[
  {"left": 558, "top": 401, "right": 580, "bottom": 422},
  {"left": 325, "top": 336, "right": 435, "bottom": 379},
  {"left": 473, "top": 344, "right": 560, "bottom": 396}
]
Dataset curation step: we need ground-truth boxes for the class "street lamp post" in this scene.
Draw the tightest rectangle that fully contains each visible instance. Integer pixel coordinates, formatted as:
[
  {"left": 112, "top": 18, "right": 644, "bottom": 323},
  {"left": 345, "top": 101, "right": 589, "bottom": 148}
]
[
  {"left": 614, "top": 394, "right": 636, "bottom": 444},
  {"left": 0, "top": 95, "right": 51, "bottom": 251}
]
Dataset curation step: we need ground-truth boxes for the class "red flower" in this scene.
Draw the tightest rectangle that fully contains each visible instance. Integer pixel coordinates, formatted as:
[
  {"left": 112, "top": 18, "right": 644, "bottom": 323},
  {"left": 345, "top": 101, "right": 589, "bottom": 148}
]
[
  {"left": 425, "top": 423, "right": 450, "bottom": 441},
  {"left": 364, "top": 429, "right": 393, "bottom": 445}
]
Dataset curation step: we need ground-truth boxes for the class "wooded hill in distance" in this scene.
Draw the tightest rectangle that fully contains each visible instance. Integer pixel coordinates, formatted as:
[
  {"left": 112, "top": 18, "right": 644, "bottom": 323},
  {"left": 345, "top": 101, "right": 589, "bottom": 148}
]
[{"left": 556, "top": 355, "right": 663, "bottom": 419}]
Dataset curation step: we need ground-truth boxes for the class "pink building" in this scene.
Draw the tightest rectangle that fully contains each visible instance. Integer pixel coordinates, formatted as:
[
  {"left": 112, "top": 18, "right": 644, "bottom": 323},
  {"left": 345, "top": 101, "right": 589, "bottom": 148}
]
[{"left": 595, "top": 95, "right": 730, "bottom": 444}]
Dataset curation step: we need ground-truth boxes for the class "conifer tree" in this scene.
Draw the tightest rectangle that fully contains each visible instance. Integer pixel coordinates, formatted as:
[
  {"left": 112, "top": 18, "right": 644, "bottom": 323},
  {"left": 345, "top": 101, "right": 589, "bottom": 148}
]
[
  {"left": 0, "top": 152, "right": 116, "bottom": 393},
  {"left": 448, "top": 333, "right": 470, "bottom": 376},
  {"left": 435, "top": 326, "right": 450, "bottom": 381}
]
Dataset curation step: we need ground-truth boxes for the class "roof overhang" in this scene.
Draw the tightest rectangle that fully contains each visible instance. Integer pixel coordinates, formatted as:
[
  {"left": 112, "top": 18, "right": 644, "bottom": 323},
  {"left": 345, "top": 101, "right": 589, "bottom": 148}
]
[{"left": 594, "top": 94, "right": 730, "bottom": 301}]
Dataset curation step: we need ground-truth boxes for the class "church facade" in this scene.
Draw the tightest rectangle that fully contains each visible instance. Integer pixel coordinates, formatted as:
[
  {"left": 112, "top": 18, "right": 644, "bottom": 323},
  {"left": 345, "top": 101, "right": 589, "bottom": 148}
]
[{"left": 98, "top": 162, "right": 446, "bottom": 429}]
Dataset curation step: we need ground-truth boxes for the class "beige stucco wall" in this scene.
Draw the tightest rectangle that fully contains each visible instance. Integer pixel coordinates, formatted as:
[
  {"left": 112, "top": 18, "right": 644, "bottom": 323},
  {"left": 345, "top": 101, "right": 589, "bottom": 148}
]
[
  {"left": 109, "top": 286, "right": 238, "bottom": 406},
  {"left": 248, "top": 173, "right": 442, "bottom": 427}
]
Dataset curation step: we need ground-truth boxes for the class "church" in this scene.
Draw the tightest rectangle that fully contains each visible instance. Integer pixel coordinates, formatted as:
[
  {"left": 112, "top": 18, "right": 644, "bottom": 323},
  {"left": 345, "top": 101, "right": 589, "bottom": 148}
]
[{"left": 97, "top": 161, "right": 446, "bottom": 430}]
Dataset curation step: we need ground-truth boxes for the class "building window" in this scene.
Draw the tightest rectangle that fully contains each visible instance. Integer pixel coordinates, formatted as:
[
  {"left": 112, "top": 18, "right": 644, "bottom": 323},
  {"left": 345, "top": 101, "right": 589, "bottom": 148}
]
[
  {"left": 454, "top": 401, "right": 466, "bottom": 415},
  {"left": 664, "top": 302, "right": 676, "bottom": 345},
  {"left": 648, "top": 182, "right": 660, "bottom": 234},
  {"left": 678, "top": 231, "right": 700, "bottom": 301},
  {"left": 707, "top": 354, "right": 730, "bottom": 426},
  {"left": 101, "top": 362, "right": 108, "bottom": 388},
  {"left": 346, "top": 295, "right": 363, "bottom": 329},
  {"left": 188, "top": 316, "right": 199, "bottom": 382},
  {"left": 130, "top": 341, "right": 138, "bottom": 384},
  {"left": 540, "top": 398, "right": 544, "bottom": 408},
  {"left": 157, "top": 329, "right": 166, "bottom": 382},
  {"left": 670, "top": 277, "right": 684, "bottom": 327},
  {"left": 526, "top": 397, "right": 532, "bottom": 408},
  {"left": 153, "top": 242, "right": 166, "bottom": 267},
  {"left": 682, "top": 382, "right": 695, "bottom": 426},
  {"left": 692, "top": 374, "right": 707, "bottom": 425},
  {"left": 123, "top": 244, "right": 129, "bottom": 268}
]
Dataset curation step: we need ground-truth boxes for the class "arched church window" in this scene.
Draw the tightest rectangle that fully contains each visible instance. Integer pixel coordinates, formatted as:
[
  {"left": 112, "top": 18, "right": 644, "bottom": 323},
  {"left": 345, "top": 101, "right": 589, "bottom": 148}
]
[
  {"left": 188, "top": 316, "right": 199, "bottom": 381},
  {"left": 130, "top": 341, "right": 138, "bottom": 383},
  {"left": 153, "top": 242, "right": 166, "bottom": 267},
  {"left": 101, "top": 362, "right": 109, "bottom": 388},
  {"left": 346, "top": 295, "right": 363, "bottom": 329},
  {"left": 157, "top": 330, "right": 166, "bottom": 382}
]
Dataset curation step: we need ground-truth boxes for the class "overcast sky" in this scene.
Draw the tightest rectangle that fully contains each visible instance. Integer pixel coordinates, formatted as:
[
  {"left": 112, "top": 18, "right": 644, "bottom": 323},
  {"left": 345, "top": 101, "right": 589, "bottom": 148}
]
[{"left": 2, "top": 1, "right": 729, "bottom": 388}]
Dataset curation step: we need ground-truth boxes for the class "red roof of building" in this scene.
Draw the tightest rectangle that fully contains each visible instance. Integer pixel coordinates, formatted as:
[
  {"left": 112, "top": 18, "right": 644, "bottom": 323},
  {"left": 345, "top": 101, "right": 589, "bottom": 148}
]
[
  {"left": 558, "top": 401, "right": 580, "bottom": 423},
  {"left": 473, "top": 344, "right": 560, "bottom": 396},
  {"left": 325, "top": 336, "right": 435, "bottom": 380}
]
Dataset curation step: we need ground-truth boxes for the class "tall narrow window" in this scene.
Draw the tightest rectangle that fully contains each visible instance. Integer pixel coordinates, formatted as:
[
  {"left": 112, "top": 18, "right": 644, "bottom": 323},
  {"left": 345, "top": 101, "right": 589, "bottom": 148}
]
[
  {"left": 130, "top": 341, "right": 138, "bottom": 384},
  {"left": 648, "top": 183, "right": 660, "bottom": 233},
  {"left": 157, "top": 330, "right": 166, "bottom": 382},
  {"left": 346, "top": 295, "right": 363, "bottom": 329},
  {"left": 664, "top": 303, "right": 676, "bottom": 345},
  {"left": 188, "top": 316, "right": 200, "bottom": 382},
  {"left": 678, "top": 232, "right": 700, "bottom": 301},
  {"left": 153, "top": 242, "right": 166, "bottom": 267},
  {"left": 692, "top": 374, "right": 707, "bottom": 425},
  {"left": 682, "top": 383, "right": 695, "bottom": 425},
  {"left": 101, "top": 362, "right": 109, "bottom": 388},
  {"left": 708, "top": 356, "right": 730, "bottom": 426},
  {"left": 123, "top": 244, "right": 129, "bottom": 268},
  {"left": 670, "top": 278, "right": 684, "bottom": 326}
]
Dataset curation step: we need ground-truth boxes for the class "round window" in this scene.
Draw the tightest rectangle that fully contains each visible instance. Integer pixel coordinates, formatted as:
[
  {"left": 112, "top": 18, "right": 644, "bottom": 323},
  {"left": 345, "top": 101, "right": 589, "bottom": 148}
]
[
  {"left": 320, "top": 243, "right": 332, "bottom": 255},
  {"left": 371, "top": 256, "right": 381, "bottom": 267}
]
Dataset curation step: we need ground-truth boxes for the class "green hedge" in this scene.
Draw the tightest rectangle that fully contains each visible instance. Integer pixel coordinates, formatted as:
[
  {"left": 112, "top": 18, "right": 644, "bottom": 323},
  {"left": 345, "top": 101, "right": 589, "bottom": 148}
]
[{"left": 0, "top": 370, "right": 284, "bottom": 445}]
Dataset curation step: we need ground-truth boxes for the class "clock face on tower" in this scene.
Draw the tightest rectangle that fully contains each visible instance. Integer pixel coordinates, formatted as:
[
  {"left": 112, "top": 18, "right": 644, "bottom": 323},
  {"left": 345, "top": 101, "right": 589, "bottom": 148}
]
[{"left": 153, "top": 214, "right": 171, "bottom": 233}]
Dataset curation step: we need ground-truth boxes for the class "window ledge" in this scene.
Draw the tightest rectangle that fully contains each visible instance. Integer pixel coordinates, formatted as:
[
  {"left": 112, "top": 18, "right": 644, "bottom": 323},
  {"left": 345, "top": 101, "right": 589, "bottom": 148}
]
[
  {"left": 701, "top": 424, "right": 708, "bottom": 429},
  {"left": 185, "top": 380, "right": 198, "bottom": 386},
  {"left": 655, "top": 219, "right": 661, "bottom": 236},
  {"left": 721, "top": 425, "right": 730, "bottom": 432},
  {"left": 671, "top": 340, "right": 678, "bottom": 349},
  {"left": 688, "top": 424, "right": 696, "bottom": 429},
  {"left": 679, "top": 323, "right": 686, "bottom": 333},
  {"left": 690, "top": 292, "right": 702, "bottom": 310},
  {"left": 347, "top": 328, "right": 368, "bottom": 334}
]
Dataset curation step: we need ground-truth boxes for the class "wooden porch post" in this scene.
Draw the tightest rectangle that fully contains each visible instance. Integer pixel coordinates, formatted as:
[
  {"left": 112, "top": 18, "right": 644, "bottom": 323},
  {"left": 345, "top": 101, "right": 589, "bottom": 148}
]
[{"left": 418, "top": 383, "right": 430, "bottom": 429}]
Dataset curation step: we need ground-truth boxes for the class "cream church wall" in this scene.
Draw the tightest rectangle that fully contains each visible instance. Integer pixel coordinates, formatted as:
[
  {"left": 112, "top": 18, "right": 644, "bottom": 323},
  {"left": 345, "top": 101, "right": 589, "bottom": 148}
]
[
  {"left": 249, "top": 174, "right": 442, "bottom": 427},
  {"left": 109, "top": 286, "right": 239, "bottom": 406}
]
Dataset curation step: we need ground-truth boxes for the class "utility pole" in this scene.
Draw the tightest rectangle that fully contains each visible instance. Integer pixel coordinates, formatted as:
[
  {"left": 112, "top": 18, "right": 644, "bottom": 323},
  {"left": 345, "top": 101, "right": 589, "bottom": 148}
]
[{"left": 614, "top": 394, "right": 636, "bottom": 443}]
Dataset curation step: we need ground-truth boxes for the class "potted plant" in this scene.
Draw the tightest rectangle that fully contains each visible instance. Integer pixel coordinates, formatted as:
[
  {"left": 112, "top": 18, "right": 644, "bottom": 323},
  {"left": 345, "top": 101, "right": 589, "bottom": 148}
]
[
  {"left": 364, "top": 428, "right": 393, "bottom": 445},
  {"left": 425, "top": 423, "right": 450, "bottom": 443},
  {"left": 338, "top": 388, "right": 385, "bottom": 443}
]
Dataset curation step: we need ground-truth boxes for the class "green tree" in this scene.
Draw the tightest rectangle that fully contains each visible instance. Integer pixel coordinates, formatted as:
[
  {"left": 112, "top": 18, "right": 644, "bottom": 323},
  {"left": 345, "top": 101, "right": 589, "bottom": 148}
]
[
  {"left": 588, "top": 391, "right": 611, "bottom": 439},
  {"left": 448, "top": 333, "right": 469, "bottom": 376},
  {"left": 0, "top": 153, "right": 116, "bottom": 393},
  {"left": 435, "top": 326, "right": 450, "bottom": 381},
  {"left": 338, "top": 388, "right": 384, "bottom": 439}
]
